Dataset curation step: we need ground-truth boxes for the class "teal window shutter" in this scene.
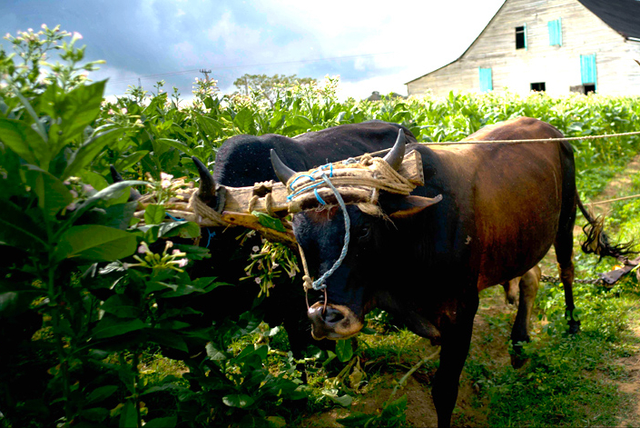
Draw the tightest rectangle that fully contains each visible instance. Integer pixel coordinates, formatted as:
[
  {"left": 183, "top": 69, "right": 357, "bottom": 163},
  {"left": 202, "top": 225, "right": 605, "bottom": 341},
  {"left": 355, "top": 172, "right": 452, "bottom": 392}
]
[
  {"left": 580, "top": 54, "right": 597, "bottom": 85},
  {"left": 548, "top": 18, "right": 562, "bottom": 46},
  {"left": 479, "top": 68, "right": 493, "bottom": 92},
  {"left": 524, "top": 23, "right": 528, "bottom": 50}
]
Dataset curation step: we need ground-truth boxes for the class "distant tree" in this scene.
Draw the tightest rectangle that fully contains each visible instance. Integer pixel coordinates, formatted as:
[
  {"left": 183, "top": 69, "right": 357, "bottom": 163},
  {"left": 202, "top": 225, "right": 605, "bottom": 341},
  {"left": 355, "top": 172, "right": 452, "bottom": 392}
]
[{"left": 233, "top": 73, "right": 316, "bottom": 106}]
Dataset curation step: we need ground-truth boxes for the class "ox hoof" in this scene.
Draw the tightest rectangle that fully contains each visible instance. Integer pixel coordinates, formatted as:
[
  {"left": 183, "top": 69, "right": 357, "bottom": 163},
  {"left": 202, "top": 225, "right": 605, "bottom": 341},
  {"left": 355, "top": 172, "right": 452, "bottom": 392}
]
[
  {"left": 510, "top": 343, "right": 530, "bottom": 369},
  {"left": 510, "top": 353, "right": 529, "bottom": 369},
  {"left": 568, "top": 321, "right": 581, "bottom": 335}
]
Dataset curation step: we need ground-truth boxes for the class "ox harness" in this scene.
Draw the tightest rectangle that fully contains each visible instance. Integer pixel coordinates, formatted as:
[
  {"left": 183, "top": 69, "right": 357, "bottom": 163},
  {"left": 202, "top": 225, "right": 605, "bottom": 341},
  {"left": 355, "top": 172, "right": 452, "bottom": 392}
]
[{"left": 281, "top": 153, "right": 421, "bottom": 310}]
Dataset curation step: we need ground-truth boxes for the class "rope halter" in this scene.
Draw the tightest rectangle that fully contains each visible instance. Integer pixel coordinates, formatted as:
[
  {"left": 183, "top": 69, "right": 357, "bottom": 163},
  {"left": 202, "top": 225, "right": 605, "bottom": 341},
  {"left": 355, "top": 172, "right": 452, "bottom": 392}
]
[{"left": 279, "top": 150, "right": 419, "bottom": 297}]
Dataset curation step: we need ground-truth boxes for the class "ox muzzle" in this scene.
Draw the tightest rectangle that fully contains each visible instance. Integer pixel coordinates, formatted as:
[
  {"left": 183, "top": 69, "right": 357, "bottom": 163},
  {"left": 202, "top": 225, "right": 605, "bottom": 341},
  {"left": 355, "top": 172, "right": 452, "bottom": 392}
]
[{"left": 307, "top": 302, "right": 363, "bottom": 340}]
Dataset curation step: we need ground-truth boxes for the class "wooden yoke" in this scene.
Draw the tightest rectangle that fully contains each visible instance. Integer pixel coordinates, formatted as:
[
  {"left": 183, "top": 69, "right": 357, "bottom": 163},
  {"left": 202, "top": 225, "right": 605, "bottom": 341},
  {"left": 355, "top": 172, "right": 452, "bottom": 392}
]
[{"left": 134, "top": 150, "right": 424, "bottom": 247}]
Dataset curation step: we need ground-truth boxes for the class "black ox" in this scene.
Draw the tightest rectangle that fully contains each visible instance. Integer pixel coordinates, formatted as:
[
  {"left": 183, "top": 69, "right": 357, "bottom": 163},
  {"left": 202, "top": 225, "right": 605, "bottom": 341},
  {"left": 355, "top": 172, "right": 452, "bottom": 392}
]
[
  {"left": 157, "top": 121, "right": 417, "bottom": 361},
  {"left": 270, "top": 117, "right": 632, "bottom": 426}
]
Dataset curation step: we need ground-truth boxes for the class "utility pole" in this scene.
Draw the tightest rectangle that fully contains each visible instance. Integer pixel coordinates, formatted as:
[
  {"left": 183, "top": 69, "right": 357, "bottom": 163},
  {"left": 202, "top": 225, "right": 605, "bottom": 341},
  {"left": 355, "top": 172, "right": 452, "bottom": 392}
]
[{"left": 199, "top": 69, "right": 212, "bottom": 81}]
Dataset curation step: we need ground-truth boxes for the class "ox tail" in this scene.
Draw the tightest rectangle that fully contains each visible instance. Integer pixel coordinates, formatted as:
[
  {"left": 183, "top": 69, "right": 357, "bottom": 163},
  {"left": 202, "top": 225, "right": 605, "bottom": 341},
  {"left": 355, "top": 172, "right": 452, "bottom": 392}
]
[{"left": 577, "top": 197, "right": 636, "bottom": 260}]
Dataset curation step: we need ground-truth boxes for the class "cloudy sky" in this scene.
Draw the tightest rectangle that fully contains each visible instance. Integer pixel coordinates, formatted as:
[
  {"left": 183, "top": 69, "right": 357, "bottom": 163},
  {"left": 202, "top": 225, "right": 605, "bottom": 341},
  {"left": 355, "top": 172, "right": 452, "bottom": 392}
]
[{"left": 2, "top": 0, "right": 505, "bottom": 100}]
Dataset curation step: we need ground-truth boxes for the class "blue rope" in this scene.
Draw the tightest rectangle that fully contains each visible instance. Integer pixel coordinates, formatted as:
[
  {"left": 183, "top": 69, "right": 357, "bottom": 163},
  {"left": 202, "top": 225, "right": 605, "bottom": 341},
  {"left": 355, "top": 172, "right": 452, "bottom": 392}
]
[
  {"left": 205, "top": 228, "right": 216, "bottom": 248},
  {"left": 287, "top": 163, "right": 334, "bottom": 202},
  {"left": 166, "top": 213, "right": 185, "bottom": 222},
  {"left": 310, "top": 171, "right": 351, "bottom": 291}
]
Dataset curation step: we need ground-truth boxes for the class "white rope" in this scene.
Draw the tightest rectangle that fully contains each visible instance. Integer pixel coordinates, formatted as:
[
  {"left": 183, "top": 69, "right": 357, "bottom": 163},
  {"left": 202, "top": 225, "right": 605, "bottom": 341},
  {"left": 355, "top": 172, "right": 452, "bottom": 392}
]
[
  {"left": 356, "top": 131, "right": 640, "bottom": 156},
  {"left": 423, "top": 130, "right": 640, "bottom": 145}
]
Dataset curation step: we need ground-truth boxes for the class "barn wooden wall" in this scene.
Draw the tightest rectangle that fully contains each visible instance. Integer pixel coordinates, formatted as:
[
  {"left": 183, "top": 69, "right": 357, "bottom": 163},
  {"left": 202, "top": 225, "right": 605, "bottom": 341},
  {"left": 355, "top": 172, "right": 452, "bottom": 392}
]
[{"left": 407, "top": 0, "right": 640, "bottom": 96}]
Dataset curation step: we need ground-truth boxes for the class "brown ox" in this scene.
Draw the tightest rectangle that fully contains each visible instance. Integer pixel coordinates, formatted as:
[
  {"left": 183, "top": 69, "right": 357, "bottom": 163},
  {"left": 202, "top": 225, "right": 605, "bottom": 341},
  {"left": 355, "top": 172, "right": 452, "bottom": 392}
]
[{"left": 271, "top": 117, "right": 632, "bottom": 427}]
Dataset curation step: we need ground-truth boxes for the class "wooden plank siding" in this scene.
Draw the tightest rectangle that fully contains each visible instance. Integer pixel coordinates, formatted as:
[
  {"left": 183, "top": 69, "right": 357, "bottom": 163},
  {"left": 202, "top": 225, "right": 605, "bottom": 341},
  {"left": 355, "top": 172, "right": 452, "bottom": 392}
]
[{"left": 407, "top": 0, "right": 640, "bottom": 96}]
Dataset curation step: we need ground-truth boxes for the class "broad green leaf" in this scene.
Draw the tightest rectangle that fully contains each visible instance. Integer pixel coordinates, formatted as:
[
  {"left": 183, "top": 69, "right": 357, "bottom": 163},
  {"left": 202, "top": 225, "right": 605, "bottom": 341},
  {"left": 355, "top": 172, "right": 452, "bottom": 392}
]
[
  {"left": 144, "top": 416, "right": 177, "bottom": 428},
  {"left": 23, "top": 165, "right": 73, "bottom": 219},
  {"left": 151, "top": 134, "right": 170, "bottom": 158},
  {"left": 326, "top": 392, "right": 353, "bottom": 407},
  {"left": 196, "top": 115, "right": 223, "bottom": 138},
  {"left": 252, "top": 211, "right": 287, "bottom": 232},
  {"left": 86, "top": 385, "right": 118, "bottom": 405},
  {"left": 289, "top": 115, "right": 313, "bottom": 130},
  {"left": 79, "top": 170, "right": 110, "bottom": 191},
  {"left": 55, "top": 225, "right": 137, "bottom": 263},
  {"left": 161, "top": 283, "right": 207, "bottom": 298},
  {"left": 206, "top": 342, "right": 230, "bottom": 361},
  {"left": 80, "top": 407, "right": 109, "bottom": 422},
  {"left": 335, "top": 339, "right": 353, "bottom": 363},
  {"left": 157, "top": 138, "right": 198, "bottom": 157},
  {"left": 61, "top": 126, "right": 121, "bottom": 180},
  {"left": 92, "top": 316, "right": 147, "bottom": 339},
  {"left": 144, "top": 204, "right": 166, "bottom": 225},
  {"left": 269, "top": 109, "right": 286, "bottom": 131},
  {"left": 119, "top": 400, "right": 138, "bottom": 428},
  {"left": 0, "top": 117, "right": 46, "bottom": 166},
  {"left": 222, "top": 394, "right": 255, "bottom": 408},
  {"left": 64, "top": 180, "right": 147, "bottom": 227},
  {"left": 0, "top": 200, "right": 47, "bottom": 249},
  {"left": 101, "top": 295, "right": 140, "bottom": 318},
  {"left": 142, "top": 221, "right": 200, "bottom": 243},
  {"left": 56, "top": 81, "right": 106, "bottom": 150},
  {"left": 113, "top": 150, "right": 150, "bottom": 173},
  {"left": 236, "top": 344, "right": 268, "bottom": 363},
  {"left": 79, "top": 201, "right": 138, "bottom": 230},
  {"left": 145, "top": 330, "right": 188, "bottom": 353},
  {"left": 234, "top": 108, "right": 255, "bottom": 133}
]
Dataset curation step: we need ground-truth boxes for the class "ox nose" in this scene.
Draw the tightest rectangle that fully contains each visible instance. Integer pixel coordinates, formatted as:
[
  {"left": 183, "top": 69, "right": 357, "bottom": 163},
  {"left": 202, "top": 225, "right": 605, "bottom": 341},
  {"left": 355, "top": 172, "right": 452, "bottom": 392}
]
[{"left": 308, "top": 304, "right": 345, "bottom": 327}]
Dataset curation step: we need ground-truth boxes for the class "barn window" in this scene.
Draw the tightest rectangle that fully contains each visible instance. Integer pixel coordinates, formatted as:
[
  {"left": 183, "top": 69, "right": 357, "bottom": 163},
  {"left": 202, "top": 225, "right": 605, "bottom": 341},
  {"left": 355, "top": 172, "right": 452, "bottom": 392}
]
[
  {"left": 479, "top": 67, "right": 493, "bottom": 92},
  {"left": 548, "top": 18, "right": 562, "bottom": 46},
  {"left": 515, "top": 25, "right": 527, "bottom": 49},
  {"left": 580, "top": 54, "right": 597, "bottom": 90},
  {"left": 530, "top": 82, "right": 546, "bottom": 92}
]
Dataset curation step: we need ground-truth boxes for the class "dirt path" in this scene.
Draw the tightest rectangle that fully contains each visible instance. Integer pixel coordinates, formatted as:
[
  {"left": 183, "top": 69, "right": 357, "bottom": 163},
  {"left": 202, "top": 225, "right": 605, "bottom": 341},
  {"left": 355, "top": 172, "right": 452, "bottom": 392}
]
[
  {"left": 580, "top": 152, "right": 640, "bottom": 427},
  {"left": 589, "top": 155, "right": 640, "bottom": 218},
  {"left": 616, "top": 319, "right": 640, "bottom": 427},
  {"left": 599, "top": 154, "right": 640, "bottom": 427}
]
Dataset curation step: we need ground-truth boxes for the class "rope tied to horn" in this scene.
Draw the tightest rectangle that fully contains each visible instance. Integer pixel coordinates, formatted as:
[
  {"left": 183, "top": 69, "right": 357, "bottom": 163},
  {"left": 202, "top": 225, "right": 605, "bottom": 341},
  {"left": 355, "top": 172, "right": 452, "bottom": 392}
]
[
  {"left": 283, "top": 152, "right": 418, "bottom": 293},
  {"left": 188, "top": 190, "right": 228, "bottom": 227},
  {"left": 285, "top": 153, "right": 418, "bottom": 216}
]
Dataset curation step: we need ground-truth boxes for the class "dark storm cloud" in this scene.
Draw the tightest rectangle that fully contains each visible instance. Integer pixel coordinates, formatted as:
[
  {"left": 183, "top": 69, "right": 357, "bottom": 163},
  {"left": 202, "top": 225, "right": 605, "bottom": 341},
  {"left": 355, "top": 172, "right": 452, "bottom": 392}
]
[{"left": 2, "top": 0, "right": 505, "bottom": 100}]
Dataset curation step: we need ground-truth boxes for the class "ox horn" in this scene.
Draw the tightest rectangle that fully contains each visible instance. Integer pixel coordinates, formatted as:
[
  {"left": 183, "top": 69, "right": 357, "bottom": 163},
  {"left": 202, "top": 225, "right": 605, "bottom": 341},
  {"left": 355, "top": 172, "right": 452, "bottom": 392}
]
[
  {"left": 270, "top": 149, "right": 297, "bottom": 184},
  {"left": 382, "top": 129, "right": 406, "bottom": 171},
  {"left": 109, "top": 165, "right": 142, "bottom": 201},
  {"left": 192, "top": 156, "right": 216, "bottom": 202}
]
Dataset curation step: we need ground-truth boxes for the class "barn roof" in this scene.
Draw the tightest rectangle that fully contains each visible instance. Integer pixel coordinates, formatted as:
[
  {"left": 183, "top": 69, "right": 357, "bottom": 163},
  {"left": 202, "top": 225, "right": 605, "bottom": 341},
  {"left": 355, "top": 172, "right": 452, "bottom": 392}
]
[{"left": 577, "top": 0, "right": 640, "bottom": 39}]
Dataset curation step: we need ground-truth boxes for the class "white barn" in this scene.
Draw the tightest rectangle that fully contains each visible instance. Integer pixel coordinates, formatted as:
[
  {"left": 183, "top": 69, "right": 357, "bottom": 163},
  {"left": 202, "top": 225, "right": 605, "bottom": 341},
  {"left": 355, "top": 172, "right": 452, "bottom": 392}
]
[{"left": 406, "top": 0, "right": 640, "bottom": 96}]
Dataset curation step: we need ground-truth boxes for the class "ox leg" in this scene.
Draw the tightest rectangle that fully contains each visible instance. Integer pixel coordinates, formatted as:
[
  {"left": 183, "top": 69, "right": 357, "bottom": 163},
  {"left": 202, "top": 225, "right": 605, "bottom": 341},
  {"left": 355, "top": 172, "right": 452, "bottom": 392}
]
[
  {"left": 431, "top": 296, "right": 478, "bottom": 428},
  {"left": 510, "top": 266, "right": 540, "bottom": 368},
  {"left": 555, "top": 234, "right": 580, "bottom": 334}
]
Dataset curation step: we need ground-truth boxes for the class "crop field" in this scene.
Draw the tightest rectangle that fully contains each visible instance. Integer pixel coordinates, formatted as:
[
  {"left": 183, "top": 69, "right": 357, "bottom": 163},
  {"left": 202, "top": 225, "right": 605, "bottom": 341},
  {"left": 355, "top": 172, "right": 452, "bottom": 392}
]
[{"left": 3, "top": 28, "right": 640, "bottom": 428}]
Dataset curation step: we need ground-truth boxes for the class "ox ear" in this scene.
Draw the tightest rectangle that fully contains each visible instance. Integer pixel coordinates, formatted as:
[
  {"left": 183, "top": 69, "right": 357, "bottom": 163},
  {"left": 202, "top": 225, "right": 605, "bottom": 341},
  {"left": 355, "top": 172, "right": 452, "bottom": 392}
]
[{"left": 384, "top": 194, "right": 442, "bottom": 219}]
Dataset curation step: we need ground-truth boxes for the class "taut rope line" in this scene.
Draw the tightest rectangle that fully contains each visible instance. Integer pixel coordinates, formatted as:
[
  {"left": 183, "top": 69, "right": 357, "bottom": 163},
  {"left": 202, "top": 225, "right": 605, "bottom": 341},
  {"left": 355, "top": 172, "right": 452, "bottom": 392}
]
[
  {"left": 357, "top": 130, "right": 640, "bottom": 159},
  {"left": 422, "top": 129, "right": 640, "bottom": 145}
]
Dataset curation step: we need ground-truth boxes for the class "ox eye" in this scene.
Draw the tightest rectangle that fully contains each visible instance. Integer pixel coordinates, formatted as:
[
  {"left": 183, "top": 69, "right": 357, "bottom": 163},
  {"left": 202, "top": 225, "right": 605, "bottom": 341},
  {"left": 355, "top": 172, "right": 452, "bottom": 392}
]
[{"left": 358, "top": 224, "right": 372, "bottom": 242}]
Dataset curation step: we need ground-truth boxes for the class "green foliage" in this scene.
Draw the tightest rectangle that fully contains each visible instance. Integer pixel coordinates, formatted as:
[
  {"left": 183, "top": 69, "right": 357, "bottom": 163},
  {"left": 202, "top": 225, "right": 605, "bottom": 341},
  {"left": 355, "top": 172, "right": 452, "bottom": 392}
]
[
  {"left": 338, "top": 395, "right": 408, "bottom": 428},
  {"left": 233, "top": 73, "right": 317, "bottom": 107},
  {"left": 4, "top": 24, "right": 640, "bottom": 428}
]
